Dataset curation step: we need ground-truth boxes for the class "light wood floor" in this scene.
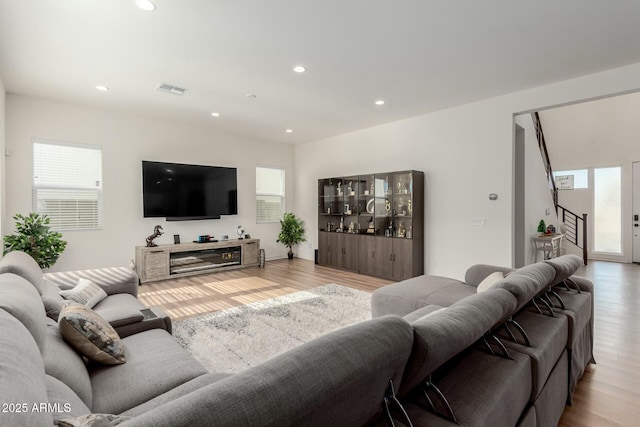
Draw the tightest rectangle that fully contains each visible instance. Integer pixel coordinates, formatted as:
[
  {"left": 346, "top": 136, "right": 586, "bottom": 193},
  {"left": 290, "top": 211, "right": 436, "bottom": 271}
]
[
  {"left": 138, "top": 258, "right": 640, "bottom": 426},
  {"left": 138, "top": 259, "right": 391, "bottom": 320}
]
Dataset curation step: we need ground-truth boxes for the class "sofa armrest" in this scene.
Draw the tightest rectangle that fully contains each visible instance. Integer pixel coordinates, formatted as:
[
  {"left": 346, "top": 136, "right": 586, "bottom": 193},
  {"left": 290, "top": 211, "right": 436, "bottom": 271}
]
[
  {"left": 464, "top": 264, "right": 515, "bottom": 287},
  {"left": 43, "top": 267, "right": 139, "bottom": 298}
]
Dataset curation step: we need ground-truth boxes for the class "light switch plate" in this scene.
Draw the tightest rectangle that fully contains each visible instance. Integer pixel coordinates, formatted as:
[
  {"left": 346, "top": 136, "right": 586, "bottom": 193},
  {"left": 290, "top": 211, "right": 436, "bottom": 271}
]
[{"left": 471, "top": 217, "right": 486, "bottom": 226}]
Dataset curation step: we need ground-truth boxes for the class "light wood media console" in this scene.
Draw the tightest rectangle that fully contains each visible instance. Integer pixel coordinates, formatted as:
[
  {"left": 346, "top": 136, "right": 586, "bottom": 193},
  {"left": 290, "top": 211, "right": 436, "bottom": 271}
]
[{"left": 135, "top": 239, "right": 260, "bottom": 283}]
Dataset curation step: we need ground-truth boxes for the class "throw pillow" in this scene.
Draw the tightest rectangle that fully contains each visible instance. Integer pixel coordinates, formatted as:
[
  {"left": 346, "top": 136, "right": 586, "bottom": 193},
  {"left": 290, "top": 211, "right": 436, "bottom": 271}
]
[
  {"left": 58, "top": 302, "right": 126, "bottom": 365},
  {"left": 60, "top": 278, "right": 108, "bottom": 308},
  {"left": 57, "top": 413, "right": 132, "bottom": 427},
  {"left": 41, "top": 278, "right": 65, "bottom": 320},
  {"left": 476, "top": 271, "right": 505, "bottom": 293}
]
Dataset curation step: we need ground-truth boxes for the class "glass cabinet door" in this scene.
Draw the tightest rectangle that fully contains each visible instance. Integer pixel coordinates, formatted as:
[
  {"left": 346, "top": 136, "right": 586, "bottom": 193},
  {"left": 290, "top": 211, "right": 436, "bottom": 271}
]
[
  {"left": 374, "top": 173, "right": 393, "bottom": 237},
  {"left": 358, "top": 174, "right": 375, "bottom": 235},
  {"left": 318, "top": 178, "right": 343, "bottom": 232},
  {"left": 342, "top": 176, "right": 359, "bottom": 233},
  {"left": 393, "top": 172, "right": 413, "bottom": 238}
]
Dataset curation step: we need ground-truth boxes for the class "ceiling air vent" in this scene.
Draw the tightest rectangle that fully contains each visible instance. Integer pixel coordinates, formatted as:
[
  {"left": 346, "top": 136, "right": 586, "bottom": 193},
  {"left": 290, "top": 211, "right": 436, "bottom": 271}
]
[{"left": 156, "top": 82, "right": 188, "bottom": 96}]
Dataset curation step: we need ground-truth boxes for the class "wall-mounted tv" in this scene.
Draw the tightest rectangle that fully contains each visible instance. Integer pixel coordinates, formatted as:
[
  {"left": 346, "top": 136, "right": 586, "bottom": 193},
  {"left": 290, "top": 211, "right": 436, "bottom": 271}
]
[{"left": 142, "top": 161, "right": 237, "bottom": 221}]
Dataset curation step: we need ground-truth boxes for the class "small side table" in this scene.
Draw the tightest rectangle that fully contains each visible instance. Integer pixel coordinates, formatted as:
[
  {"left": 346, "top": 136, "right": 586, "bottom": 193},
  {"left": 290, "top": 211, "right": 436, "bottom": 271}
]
[{"left": 532, "top": 234, "right": 564, "bottom": 262}]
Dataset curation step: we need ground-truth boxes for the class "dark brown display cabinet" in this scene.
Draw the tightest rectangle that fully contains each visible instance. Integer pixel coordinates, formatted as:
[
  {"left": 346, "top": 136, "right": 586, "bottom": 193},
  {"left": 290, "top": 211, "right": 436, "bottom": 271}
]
[{"left": 318, "top": 170, "right": 423, "bottom": 280}]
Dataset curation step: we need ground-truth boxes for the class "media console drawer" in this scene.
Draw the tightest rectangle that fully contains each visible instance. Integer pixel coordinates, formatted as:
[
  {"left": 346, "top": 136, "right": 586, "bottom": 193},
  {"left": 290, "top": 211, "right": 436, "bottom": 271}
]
[{"left": 135, "top": 239, "right": 260, "bottom": 283}]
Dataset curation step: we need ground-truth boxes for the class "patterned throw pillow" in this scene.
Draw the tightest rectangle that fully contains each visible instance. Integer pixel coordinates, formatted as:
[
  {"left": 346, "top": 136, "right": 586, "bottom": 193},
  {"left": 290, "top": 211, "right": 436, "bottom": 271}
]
[
  {"left": 60, "top": 278, "right": 108, "bottom": 308},
  {"left": 58, "top": 302, "right": 126, "bottom": 365},
  {"left": 57, "top": 413, "right": 132, "bottom": 426}
]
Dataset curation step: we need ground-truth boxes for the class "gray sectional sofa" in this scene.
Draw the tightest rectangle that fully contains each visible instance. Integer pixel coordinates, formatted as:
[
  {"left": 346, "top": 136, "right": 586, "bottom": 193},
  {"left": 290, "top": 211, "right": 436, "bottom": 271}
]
[{"left": 0, "top": 250, "right": 592, "bottom": 426}]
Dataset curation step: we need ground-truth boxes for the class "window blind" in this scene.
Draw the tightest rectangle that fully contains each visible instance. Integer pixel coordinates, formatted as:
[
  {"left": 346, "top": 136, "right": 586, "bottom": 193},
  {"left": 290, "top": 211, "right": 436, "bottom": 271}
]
[
  {"left": 32, "top": 139, "right": 103, "bottom": 231},
  {"left": 256, "top": 167, "right": 285, "bottom": 223}
]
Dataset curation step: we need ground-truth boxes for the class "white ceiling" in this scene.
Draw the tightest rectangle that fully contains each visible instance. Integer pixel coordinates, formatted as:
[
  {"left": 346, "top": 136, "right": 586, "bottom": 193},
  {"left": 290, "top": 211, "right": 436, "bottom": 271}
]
[{"left": 2, "top": 0, "right": 640, "bottom": 144}]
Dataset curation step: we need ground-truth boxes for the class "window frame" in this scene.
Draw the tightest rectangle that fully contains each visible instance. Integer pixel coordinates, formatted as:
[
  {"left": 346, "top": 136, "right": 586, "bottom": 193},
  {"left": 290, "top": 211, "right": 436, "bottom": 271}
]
[
  {"left": 256, "top": 166, "right": 285, "bottom": 224},
  {"left": 32, "top": 138, "right": 104, "bottom": 232}
]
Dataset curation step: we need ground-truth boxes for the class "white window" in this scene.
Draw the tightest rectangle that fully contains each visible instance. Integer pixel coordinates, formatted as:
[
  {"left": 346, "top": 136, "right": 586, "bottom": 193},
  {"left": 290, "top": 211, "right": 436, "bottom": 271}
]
[
  {"left": 553, "top": 169, "right": 588, "bottom": 189},
  {"left": 256, "top": 166, "right": 285, "bottom": 223},
  {"left": 32, "top": 139, "right": 103, "bottom": 231},
  {"left": 593, "top": 166, "right": 622, "bottom": 254}
]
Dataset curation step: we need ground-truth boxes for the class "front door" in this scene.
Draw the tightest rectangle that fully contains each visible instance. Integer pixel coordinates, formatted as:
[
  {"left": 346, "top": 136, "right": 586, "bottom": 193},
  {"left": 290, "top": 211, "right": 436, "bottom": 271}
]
[{"left": 633, "top": 162, "right": 640, "bottom": 262}]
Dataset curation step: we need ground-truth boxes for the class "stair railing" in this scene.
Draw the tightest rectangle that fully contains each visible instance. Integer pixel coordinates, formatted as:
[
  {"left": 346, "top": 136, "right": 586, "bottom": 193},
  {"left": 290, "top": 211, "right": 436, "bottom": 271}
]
[
  {"left": 531, "top": 112, "right": 588, "bottom": 265},
  {"left": 531, "top": 112, "right": 558, "bottom": 213},
  {"left": 558, "top": 205, "right": 588, "bottom": 265}
]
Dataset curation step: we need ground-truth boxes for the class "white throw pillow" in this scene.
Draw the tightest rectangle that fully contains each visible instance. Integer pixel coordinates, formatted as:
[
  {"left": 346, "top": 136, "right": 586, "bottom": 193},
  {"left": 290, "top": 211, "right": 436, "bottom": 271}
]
[
  {"left": 59, "top": 278, "right": 108, "bottom": 308},
  {"left": 476, "top": 271, "right": 504, "bottom": 293}
]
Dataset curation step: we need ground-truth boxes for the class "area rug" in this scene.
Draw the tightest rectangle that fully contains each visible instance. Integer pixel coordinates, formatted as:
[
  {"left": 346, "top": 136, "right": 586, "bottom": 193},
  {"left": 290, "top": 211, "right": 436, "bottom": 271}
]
[{"left": 173, "top": 284, "right": 372, "bottom": 373}]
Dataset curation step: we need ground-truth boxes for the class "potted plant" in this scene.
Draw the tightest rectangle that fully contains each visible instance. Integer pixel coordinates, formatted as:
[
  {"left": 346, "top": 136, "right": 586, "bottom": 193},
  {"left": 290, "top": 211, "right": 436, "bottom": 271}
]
[
  {"left": 277, "top": 212, "right": 306, "bottom": 259},
  {"left": 537, "top": 219, "right": 546, "bottom": 235},
  {"left": 3, "top": 212, "right": 67, "bottom": 269}
]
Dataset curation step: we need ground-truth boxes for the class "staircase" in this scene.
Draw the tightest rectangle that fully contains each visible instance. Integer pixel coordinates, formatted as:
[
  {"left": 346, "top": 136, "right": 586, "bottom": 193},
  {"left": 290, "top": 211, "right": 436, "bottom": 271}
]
[{"left": 531, "top": 112, "right": 588, "bottom": 265}]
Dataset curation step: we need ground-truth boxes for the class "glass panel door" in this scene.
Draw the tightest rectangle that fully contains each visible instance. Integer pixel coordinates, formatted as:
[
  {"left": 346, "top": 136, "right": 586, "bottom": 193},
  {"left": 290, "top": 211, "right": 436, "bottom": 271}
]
[{"left": 593, "top": 166, "right": 621, "bottom": 254}]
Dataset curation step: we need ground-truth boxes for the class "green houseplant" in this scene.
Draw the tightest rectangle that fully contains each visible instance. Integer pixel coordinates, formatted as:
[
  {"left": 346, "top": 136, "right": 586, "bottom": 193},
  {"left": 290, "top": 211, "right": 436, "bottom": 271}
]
[
  {"left": 537, "top": 219, "right": 546, "bottom": 235},
  {"left": 3, "top": 212, "right": 67, "bottom": 269},
  {"left": 277, "top": 212, "right": 306, "bottom": 259}
]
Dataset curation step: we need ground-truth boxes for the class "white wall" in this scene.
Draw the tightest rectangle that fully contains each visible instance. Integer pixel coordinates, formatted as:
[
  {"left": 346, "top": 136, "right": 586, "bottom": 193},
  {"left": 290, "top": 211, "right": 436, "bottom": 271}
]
[
  {"left": 514, "top": 114, "right": 558, "bottom": 264},
  {"left": 5, "top": 95, "right": 295, "bottom": 271},
  {"left": 295, "top": 62, "right": 640, "bottom": 280},
  {"left": 0, "top": 75, "right": 5, "bottom": 239},
  {"left": 540, "top": 93, "right": 640, "bottom": 262}
]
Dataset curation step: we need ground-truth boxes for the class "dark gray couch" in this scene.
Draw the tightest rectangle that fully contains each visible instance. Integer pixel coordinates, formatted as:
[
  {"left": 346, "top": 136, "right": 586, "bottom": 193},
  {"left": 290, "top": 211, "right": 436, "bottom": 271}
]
[
  {"left": 372, "top": 254, "right": 594, "bottom": 426},
  {"left": 0, "top": 251, "right": 592, "bottom": 426}
]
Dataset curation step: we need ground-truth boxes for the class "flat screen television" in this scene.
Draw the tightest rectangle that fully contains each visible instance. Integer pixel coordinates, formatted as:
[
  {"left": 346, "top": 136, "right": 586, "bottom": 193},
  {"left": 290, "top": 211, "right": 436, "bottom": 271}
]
[{"left": 142, "top": 160, "right": 237, "bottom": 221}]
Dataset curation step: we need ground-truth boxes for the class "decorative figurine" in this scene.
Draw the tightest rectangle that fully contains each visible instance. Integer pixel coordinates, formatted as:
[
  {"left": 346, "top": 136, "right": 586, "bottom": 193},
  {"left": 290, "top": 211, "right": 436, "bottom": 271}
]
[
  {"left": 408, "top": 200, "right": 412, "bottom": 214},
  {"left": 398, "top": 222, "right": 406, "bottom": 238},
  {"left": 367, "top": 218, "right": 375, "bottom": 234},
  {"left": 337, "top": 182, "right": 342, "bottom": 196},
  {"left": 145, "top": 225, "right": 164, "bottom": 247}
]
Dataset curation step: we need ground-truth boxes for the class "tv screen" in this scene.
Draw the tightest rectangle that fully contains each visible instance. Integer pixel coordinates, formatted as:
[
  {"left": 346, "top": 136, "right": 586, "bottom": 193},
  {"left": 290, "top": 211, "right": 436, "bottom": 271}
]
[{"left": 142, "top": 161, "right": 237, "bottom": 220}]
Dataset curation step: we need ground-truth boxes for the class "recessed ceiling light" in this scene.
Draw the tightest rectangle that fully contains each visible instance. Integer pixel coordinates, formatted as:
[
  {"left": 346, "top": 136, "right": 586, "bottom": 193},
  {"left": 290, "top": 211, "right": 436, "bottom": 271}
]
[
  {"left": 211, "top": 112, "right": 220, "bottom": 117},
  {"left": 246, "top": 93, "right": 257, "bottom": 98},
  {"left": 293, "top": 66, "right": 306, "bottom": 73},
  {"left": 285, "top": 129, "right": 293, "bottom": 133},
  {"left": 95, "top": 85, "right": 109, "bottom": 91},
  {"left": 375, "top": 100, "right": 385, "bottom": 106},
  {"left": 133, "top": 0, "right": 156, "bottom": 11}
]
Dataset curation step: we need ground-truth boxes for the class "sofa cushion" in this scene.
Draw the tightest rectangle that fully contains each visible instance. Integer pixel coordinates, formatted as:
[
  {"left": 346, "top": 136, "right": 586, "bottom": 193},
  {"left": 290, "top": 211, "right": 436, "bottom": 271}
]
[
  {"left": 0, "top": 309, "right": 52, "bottom": 427},
  {"left": 59, "top": 302, "right": 126, "bottom": 365},
  {"left": 60, "top": 278, "right": 108, "bottom": 308},
  {"left": 544, "top": 254, "right": 583, "bottom": 285},
  {"left": 498, "top": 310, "right": 569, "bottom": 401},
  {"left": 42, "top": 318, "right": 93, "bottom": 407},
  {"left": 405, "top": 350, "right": 532, "bottom": 427},
  {"left": 533, "top": 351, "right": 569, "bottom": 427},
  {"left": 118, "top": 315, "right": 414, "bottom": 427},
  {"left": 0, "top": 273, "right": 48, "bottom": 352},
  {"left": 58, "top": 414, "right": 132, "bottom": 426},
  {"left": 493, "top": 263, "right": 556, "bottom": 312},
  {"left": 41, "top": 278, "right": 65, "bottom": 320},
  {"left": 45, "top": 267, "right": 139, "bottom": 297},
  {"left": 402, "top": 305, "right": 446, "bottom": 323},
  {"left": 121, "top": 372, "right": 232, "bottom": 417},
  {"left": 371, "top": 275, "right": 475, "bottom": 317},
  {"left": 93, "top": 293, "right": 145, "bottom": 327},
  {"left": 399, "top": 288, "right": 518, "bottom": 396},
  {"left": 89, "top": 328, "right": 208, "bottom": 414},
  {"left": 45, "top": 375, "right": 91, "bottom": 423},
  {"left": 0, "top": 250, "right": 45, "bottom": 293},
  {"left": 464, "top": 264, "right": 515, "bottom": 287}
]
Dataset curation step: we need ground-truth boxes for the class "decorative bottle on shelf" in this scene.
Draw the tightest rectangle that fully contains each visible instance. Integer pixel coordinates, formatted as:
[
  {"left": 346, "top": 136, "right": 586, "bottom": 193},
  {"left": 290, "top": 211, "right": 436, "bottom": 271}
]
[{"left": 384, "top": 177, "right": 389, "bottom": 194}]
